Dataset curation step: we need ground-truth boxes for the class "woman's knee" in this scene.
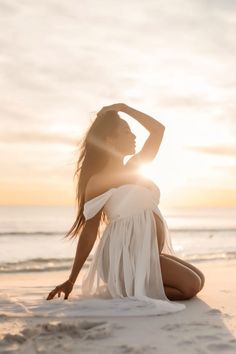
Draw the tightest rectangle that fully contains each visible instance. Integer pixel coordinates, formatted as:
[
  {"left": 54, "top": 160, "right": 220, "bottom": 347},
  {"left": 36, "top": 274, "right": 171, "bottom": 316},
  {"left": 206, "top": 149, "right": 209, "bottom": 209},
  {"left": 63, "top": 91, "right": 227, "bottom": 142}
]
[
  {"left": 181, "top": 273, "right": 202, "bottom": 299},
  {"left": 184, "top": 264, "right": 205, "bottom": 293},
  {"left": 159, "top": 254, "right": 202, "bottom": 299},
  {"left": 162, "top": 253, "right": 205, "bottom": 291}
]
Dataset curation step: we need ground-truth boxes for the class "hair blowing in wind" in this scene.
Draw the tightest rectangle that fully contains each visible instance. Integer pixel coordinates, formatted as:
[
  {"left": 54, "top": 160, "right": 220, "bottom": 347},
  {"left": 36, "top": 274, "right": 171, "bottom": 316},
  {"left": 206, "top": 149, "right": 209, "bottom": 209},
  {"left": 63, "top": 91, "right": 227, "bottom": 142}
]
[{"left": 65, "top": 110, "right": 121, "bottom": 239}]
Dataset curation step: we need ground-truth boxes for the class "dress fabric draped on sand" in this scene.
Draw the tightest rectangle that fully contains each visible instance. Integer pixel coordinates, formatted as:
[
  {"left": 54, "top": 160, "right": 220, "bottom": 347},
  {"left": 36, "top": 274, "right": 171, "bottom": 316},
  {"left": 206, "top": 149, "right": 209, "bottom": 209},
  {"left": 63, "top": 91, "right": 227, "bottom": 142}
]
[{"left": 77, "top": 183, "right": 186, "bottom": 316}]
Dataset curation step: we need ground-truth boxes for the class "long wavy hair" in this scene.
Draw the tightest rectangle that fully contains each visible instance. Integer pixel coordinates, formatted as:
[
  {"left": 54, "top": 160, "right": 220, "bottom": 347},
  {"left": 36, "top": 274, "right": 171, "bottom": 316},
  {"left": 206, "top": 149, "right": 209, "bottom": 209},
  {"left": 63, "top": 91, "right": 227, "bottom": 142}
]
[{"left": 65, "top": 110, "right": 122, "bottom": 240}]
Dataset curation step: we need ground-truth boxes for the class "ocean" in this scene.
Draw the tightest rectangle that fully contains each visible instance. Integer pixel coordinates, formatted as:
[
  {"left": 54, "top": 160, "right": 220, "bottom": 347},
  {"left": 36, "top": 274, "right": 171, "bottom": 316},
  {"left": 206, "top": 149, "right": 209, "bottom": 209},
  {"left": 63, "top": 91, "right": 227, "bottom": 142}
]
[{"left": 0, "top": 205, "right": 236, "bottom": 274}]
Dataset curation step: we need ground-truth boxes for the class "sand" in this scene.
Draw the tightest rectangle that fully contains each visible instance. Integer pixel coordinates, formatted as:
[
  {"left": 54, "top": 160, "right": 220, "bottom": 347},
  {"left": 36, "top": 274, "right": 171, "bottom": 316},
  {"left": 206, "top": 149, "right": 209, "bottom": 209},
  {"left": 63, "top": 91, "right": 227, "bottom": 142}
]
[{"left": 0, "top": 260, "right": 236, "bottom": 354}]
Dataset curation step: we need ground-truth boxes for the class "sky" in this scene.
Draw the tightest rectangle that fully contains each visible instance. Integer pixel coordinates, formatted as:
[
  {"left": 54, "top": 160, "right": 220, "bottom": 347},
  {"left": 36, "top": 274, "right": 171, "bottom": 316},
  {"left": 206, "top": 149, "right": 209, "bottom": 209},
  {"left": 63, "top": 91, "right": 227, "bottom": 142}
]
[{"left": 0, "top": 0, "right": 235, "bottom": 208}]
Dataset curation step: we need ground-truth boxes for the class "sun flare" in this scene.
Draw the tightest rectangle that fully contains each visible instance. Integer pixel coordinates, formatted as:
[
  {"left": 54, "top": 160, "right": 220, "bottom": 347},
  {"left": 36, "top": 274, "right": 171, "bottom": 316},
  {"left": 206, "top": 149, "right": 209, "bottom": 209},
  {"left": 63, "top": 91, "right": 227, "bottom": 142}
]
[{"left": 137, "top": 162, "right": 176, "bottom": 193}]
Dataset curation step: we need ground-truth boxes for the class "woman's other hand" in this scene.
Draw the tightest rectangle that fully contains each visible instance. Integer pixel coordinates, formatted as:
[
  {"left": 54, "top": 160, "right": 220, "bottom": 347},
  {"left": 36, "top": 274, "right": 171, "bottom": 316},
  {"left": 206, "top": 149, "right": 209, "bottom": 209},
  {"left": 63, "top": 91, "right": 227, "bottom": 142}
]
[
  {"left": 97, "top": 103, "right": 126, "bottom": 117},
  {"left": 46, "top": 279, "right": 74, "bottom": 300}
]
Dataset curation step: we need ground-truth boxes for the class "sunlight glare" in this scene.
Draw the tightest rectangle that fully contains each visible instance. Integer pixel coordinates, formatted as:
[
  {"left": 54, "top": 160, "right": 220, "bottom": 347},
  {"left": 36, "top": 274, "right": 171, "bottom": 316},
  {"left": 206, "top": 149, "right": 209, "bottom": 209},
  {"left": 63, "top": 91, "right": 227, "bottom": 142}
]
[{"left": 138, "top": 162, "right": 177, "bottom": 194}]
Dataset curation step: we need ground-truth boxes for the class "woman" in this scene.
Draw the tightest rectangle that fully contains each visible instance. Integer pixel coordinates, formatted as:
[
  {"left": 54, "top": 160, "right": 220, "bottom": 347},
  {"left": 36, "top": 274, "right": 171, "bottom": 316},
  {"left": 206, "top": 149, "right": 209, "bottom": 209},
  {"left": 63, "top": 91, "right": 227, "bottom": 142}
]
[{"left": 47, "top": 103, "right": 205, "bottom": 315}]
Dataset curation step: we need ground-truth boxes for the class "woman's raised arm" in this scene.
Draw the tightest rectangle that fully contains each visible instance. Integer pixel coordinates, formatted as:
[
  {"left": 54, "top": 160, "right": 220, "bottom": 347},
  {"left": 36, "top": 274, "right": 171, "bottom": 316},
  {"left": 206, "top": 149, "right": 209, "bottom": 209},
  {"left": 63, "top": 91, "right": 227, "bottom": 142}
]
[{"left": 121, "top": 104, "right": 165, "bottom": 165}]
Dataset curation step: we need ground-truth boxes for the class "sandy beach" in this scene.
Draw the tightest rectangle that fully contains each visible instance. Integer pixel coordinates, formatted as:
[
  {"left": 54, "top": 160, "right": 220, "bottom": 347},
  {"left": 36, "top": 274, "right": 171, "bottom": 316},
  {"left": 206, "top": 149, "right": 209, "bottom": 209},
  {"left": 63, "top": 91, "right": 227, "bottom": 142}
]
[{"left": 0, "top": 259, "right": 235, "bottom": 354}]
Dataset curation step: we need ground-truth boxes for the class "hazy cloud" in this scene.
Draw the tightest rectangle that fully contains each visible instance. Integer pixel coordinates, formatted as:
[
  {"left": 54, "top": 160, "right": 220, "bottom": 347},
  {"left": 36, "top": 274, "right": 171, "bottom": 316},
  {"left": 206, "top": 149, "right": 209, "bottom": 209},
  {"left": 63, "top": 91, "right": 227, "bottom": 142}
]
[
  {"left": 0, "top": 131, "right": 78, "bottom": 145},
  {"left": 187, "top": 145, "right": 236, "bottom": 157},
  {"left": 1, "top": 0, "right": 235, "bottom": 205}
]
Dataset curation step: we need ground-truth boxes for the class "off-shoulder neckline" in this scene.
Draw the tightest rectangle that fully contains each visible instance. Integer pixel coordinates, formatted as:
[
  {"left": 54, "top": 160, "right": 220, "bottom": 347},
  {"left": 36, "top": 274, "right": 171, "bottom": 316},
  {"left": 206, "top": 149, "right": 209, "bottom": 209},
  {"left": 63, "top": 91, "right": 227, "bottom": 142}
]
[{"left": 84, "top": 183, "right": 155, "bottom": 206}]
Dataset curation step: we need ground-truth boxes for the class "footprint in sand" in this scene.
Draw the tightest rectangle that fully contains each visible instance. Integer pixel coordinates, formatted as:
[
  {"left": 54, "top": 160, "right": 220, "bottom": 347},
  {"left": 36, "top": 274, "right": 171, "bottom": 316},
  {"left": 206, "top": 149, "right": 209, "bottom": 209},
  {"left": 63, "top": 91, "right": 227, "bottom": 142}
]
[
  {"left": 117, "top": 344, "right": 157, "bottom": 353},
  {"left": 207, "top": 309, "right": 222, "bottom": 315},
  {"left": 196, "top": 335, "right": 222, "bottom": 341},
  {"left": 0, "top": 320, "right": 129, "bottom": 354},
  {"left": 207, "top": 309, "right": 233, "bottom": 319},
  {"left": 1, "top": 333, "right": 26, "bottom": 344},
  {"left": 160, "top": 323, "right": 182, "bottom": 331},
  {"left": 177, "top": 340, "right": 194, "bottom": 346},
  {"left": 161, "top": 321, "right": 209, "bottom": 332},
  {"left": 0, "top": 320, "right": 123, "bottom": 351},
  {"left": 207, "top": 342, "right": 236, "bottom": 351},
  {"left": 23, "top": 320, "right": 118, "bottom": 340}
]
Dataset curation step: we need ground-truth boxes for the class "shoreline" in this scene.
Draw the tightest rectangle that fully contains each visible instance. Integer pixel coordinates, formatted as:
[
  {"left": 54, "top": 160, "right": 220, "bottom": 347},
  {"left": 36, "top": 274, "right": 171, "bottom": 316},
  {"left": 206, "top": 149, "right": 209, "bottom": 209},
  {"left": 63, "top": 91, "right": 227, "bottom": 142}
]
[{"left": 0, "top": 259, "right": 236, "bottom": 353}]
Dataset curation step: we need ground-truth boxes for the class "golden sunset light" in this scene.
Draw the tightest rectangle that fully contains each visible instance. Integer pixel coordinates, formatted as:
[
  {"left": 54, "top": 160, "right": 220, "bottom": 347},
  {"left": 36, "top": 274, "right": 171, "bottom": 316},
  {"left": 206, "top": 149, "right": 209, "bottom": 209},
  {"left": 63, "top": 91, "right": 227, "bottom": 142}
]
[
  {"left": 1, "top": 0, "right": 236, "bottom": 344},
  {"left": 0, "top": 1, "right": 235, "bottom": 209}
]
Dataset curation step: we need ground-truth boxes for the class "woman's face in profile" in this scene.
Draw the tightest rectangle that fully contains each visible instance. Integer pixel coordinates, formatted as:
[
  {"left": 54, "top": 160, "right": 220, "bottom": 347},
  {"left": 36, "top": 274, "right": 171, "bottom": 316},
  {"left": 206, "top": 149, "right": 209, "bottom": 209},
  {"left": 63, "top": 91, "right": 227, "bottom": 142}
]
[{"left": 107, "top": 119, "right": 136, "bottom": 156}]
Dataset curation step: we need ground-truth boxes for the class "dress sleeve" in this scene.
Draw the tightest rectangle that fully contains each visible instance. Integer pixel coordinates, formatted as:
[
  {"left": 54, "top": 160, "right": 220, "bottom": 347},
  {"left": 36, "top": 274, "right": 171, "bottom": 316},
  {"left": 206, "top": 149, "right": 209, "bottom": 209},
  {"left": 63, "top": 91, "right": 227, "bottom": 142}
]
[{"left": 83, "top": 189, "right": 114, "bottom": 220}]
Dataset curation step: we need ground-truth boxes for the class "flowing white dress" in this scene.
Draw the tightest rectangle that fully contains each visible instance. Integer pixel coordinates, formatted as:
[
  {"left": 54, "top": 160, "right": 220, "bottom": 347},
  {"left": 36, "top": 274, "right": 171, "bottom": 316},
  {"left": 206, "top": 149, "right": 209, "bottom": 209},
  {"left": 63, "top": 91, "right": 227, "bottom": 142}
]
[{"left": 77, "top": 182, "right": 186, "bottom": 316}]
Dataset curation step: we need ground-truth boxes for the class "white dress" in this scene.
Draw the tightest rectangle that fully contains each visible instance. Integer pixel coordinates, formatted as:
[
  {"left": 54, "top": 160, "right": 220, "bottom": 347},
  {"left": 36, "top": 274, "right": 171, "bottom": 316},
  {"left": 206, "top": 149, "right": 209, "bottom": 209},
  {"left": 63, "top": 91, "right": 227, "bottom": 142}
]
[{"left": 76, "top": 182, "right": 186, "bottom": 316}]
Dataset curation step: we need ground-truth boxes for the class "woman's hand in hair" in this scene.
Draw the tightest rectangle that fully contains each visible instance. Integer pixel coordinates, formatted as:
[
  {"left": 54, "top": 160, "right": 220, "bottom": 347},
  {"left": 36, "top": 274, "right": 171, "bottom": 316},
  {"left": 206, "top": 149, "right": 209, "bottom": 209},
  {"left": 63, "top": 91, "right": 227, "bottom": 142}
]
[
  {"left": 97, "top": 103, "right": 126, "bottom": 117},
  {"left": 46, "top": 279, "right": 74, "bottom": 300}
]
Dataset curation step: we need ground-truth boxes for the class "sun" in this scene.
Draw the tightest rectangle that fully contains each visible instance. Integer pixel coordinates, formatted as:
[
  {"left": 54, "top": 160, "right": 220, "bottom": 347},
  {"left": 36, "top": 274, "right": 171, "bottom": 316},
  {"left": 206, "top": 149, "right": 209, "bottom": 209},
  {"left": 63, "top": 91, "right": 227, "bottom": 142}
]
[
  {"left": 138, "top": 163, "right": 155, "bottom": 179},
  {"left": 137, "top": 161, "right": 186, "bottom": 198},
  {"left": 137, "top": 162, "right": 168, "bottom": 189}
]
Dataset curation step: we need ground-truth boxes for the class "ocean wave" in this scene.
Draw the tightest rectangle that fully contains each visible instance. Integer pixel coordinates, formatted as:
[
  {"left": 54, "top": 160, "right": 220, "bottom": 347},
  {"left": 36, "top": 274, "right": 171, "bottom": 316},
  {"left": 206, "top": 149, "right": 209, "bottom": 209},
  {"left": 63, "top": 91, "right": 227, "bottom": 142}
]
[
  {"left": 1, "top": 252, "right": 236, "bottom": 273},
  {"left": 0, "top": 257, "right": 91, "bottom": 273},
  {"left": 0, "top": 231, "right": 66, "bottom": 237},
  {"left": 182, "top": 251, "right": 236, "bottom": 263},
  {"left": 0, "top": 228, "right": 236, "bottom": 237},
  {"left": 170, "top": 228, "right": 236, "bottom": 233}
]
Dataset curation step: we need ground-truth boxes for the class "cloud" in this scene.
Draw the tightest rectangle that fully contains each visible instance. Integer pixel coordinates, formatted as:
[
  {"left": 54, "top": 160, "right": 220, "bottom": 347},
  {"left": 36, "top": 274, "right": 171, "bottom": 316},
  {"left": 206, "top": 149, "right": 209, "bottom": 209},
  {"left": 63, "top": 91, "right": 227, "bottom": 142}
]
[
  {"left": 0, "top": 131, "right": 78, "bottom": 145},
  {"left": 186, "top": 145, "right": 236, "bottom": 156}
]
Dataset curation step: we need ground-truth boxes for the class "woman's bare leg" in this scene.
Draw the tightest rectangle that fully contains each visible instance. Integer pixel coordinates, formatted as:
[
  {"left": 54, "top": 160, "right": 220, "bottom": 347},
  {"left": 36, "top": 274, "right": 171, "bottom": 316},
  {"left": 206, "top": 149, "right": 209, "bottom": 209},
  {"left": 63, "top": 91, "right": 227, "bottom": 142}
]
[
  {"left": 159, "top": 254, "right": 202, "bottom": 300},
  {"left": 163, "top": 285, "right": 187, "bottom": 300},
  {"left": 161, "top": 253, "right": 205, "bottom": 291},
  {"left": 154, "top": 214, "right": 205, "bottom": 297}
]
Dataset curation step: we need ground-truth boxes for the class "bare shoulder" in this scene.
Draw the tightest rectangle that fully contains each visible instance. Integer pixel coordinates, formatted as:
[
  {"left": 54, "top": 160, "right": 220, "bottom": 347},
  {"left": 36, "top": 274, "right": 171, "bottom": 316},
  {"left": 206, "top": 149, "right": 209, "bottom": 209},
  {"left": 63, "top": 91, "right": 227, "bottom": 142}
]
[{"left": 84, "top": 166, "right": 142, "bottom": 203}]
